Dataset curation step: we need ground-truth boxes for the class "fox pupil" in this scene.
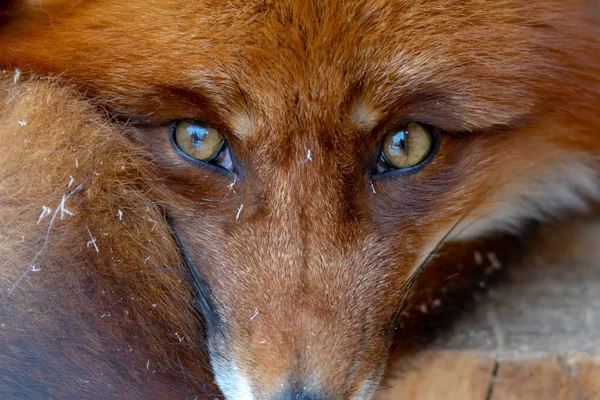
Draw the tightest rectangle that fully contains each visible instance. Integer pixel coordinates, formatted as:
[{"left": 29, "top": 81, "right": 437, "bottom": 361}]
[
  {"left": 392, "top": 131, "right": 407, "bottom": 153},
  {"left": 188, "top": 128, "right": 208, "bottom": 147}
]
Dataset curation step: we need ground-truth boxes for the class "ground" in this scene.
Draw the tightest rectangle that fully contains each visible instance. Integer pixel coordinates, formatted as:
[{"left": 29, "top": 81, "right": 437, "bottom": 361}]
[{"left": 377, "top": 220, "right": 600, "bottom": 400}]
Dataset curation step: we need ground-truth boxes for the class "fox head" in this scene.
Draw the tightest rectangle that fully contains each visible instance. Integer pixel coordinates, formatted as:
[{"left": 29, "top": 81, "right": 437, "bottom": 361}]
[{"left": 1, "top": 0, "right": 599, "bottom": 399}]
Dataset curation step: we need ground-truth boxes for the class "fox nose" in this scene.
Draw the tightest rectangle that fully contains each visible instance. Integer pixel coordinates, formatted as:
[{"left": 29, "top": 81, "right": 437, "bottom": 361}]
[{"left": 278, "top": 389, "right": 323, "bottom": 400}]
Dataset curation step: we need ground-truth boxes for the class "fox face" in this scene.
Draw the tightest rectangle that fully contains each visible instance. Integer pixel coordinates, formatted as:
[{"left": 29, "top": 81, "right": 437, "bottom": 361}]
[{"left": 1, "top": 0, "right": 599, "bottom": 399}]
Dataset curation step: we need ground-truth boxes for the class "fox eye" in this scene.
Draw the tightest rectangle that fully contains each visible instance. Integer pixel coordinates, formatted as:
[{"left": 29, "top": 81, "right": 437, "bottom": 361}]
[
  {"left": 377, "top": 122, "right": 433, "bottom": 172},
  {"left": 172, "top": 119, "right": 233, "bottom": 171}
]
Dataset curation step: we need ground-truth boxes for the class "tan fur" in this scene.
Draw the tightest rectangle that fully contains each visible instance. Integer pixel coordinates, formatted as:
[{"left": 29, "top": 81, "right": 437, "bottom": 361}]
[
  {"left": 0, "top": 73, "right": 216, "bottom": 398},
  {"left": 1, "top": 1, "right": 599, "bottom": 399}
]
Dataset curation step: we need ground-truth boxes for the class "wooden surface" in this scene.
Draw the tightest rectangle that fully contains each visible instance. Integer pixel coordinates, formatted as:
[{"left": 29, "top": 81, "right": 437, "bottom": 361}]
[
  {"left": 377, "top": 353, "right": 600, "bottom": 400},
  {"left": 376, "top": 221, "right": 600, "bottom": 400}
]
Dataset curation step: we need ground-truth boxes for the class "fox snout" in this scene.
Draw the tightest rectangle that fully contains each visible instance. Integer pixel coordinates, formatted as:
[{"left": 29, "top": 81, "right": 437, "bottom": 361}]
[
  {"left": 168, "top": 157, "right": 399, "bottom": 399},
  {"left": 209, "top": 323, "right": 385, "bottom": 400}
]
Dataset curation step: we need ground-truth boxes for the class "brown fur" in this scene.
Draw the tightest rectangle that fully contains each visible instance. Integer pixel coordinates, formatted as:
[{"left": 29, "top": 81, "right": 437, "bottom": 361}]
[
  {"left": 0, "top": 73, "right": 216, "bottom": 398},
  {"left": 1, "top": 1, "right": 599, "bottom": 399}
]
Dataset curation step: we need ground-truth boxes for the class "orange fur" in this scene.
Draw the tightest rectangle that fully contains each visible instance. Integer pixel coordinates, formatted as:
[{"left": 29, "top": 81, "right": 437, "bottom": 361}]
[
  {"left": 0, "top": 74, "right": 216, "bottom": 398},
  {"left": 1, "top": 1, "right": 599, "bottom": 399}
]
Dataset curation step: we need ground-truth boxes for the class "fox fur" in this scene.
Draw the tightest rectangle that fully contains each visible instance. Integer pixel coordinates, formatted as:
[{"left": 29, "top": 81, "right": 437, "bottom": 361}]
[
  {"left": 1, "top": 1, "right": 600, "bottom": 399},
  {"left": 0, "top": 73, "right": 217, "bottom": 398}
]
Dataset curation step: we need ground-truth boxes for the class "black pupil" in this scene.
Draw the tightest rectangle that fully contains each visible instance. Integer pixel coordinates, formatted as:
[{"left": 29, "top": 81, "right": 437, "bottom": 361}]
[
  {"left": 391, "top": 130, "right": 407, "bottom": 153},
  {"left": 192, "top": 132, "right": 202, "bottom": 146},
  {"left": 188, "top": 125, "right": 210, "bottom": 147}
]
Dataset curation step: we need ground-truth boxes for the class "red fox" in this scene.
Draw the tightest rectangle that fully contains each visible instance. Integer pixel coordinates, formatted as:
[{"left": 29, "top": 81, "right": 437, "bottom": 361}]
[{"left": 1, "top": 1, "right": 599, "bottom": 399}]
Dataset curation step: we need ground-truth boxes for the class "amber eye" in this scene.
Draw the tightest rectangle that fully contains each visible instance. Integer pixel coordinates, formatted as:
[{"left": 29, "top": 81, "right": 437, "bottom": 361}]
[
  {"left": 173, "top": 119, "right": 225, "bottom": 161},
  {"left": 172, "top": 119, "right": 234, "bottom": 171},
  {"left": 378, "top": 122, "right": 433, "bottom": 171}
]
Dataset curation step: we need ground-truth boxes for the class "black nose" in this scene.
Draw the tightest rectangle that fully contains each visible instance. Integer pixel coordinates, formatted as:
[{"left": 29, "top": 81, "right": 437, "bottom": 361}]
[
  {"left": 279, "top": 389, "right": 323, "bottom": 400},
  {"left": 282, "top": 395, "right": 319, "bottom": 400}
]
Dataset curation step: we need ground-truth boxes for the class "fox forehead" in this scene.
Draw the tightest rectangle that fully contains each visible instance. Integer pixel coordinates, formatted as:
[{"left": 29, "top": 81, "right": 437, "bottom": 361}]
[{"left": 4, "top": 0, "right": 584, "bottom": 133}]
